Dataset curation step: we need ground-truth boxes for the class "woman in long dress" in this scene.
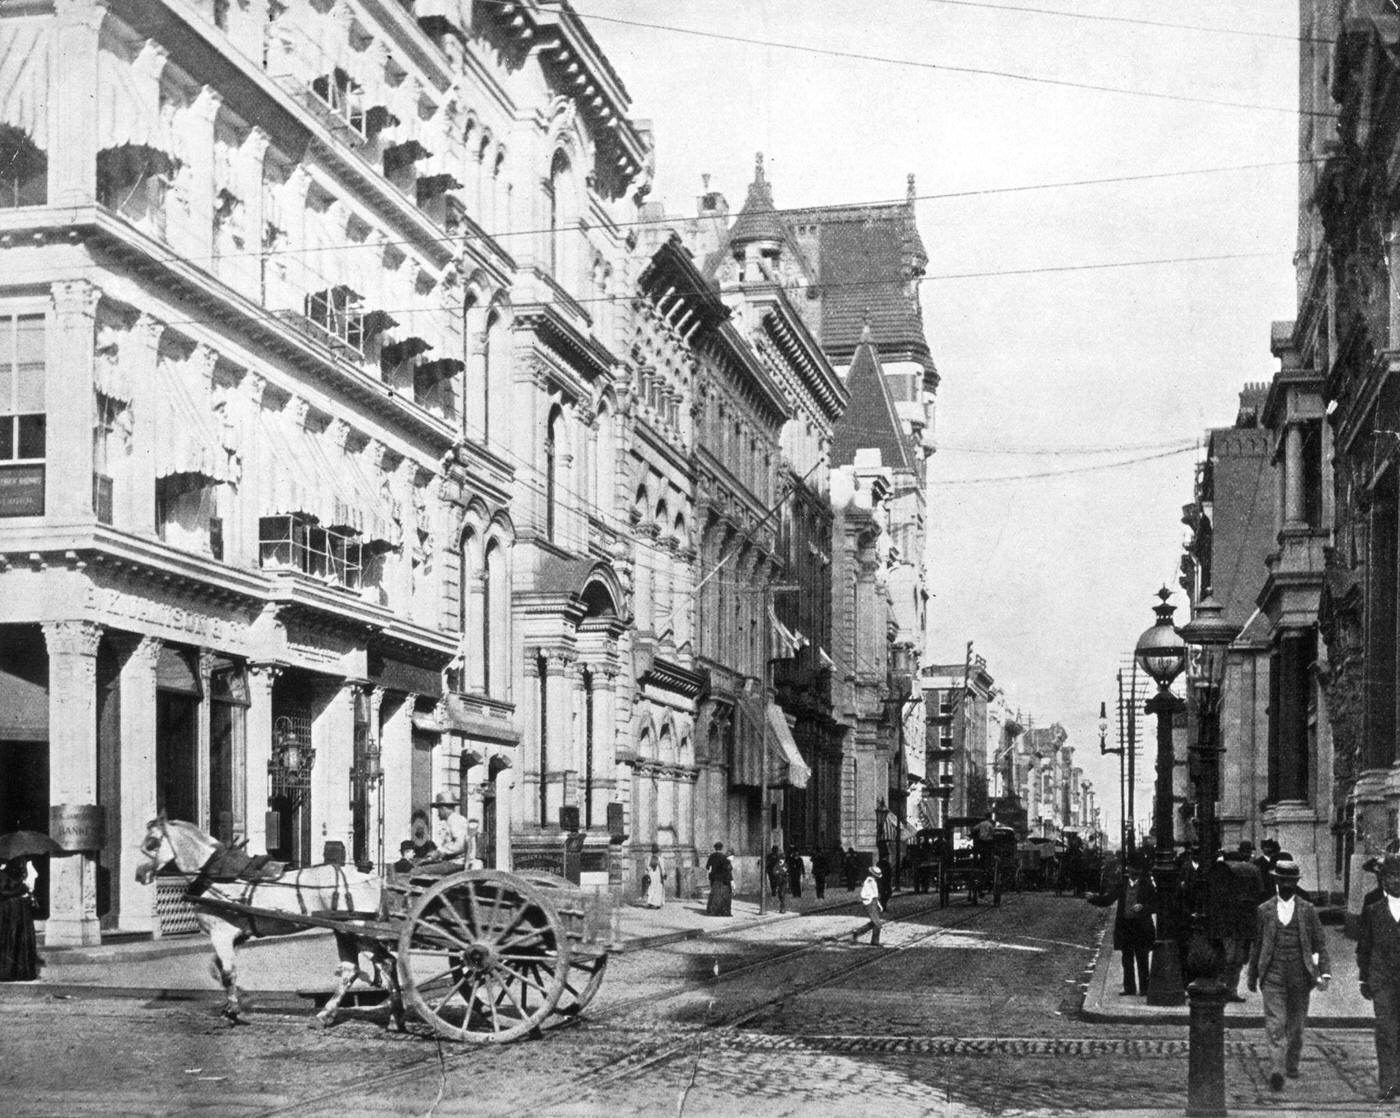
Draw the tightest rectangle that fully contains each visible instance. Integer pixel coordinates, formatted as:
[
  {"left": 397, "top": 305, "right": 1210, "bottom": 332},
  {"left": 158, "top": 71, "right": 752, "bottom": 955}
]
[
  {"left": 644, "top": 853, "right": 666, "bottom": 908},
  {"left": 0, "top": 858, "right": 40, "bottom": 982}
]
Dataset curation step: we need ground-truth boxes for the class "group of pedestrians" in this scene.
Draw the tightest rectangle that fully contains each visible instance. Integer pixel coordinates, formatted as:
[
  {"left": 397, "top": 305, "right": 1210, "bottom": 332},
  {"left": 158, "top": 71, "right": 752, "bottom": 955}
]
[{"left": 1087, "top": 839, "right": 1400, "bottom": 1102}]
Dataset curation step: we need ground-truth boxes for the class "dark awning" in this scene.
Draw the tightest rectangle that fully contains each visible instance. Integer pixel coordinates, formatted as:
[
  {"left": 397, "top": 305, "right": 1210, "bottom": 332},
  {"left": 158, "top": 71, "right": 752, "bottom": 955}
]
[{"left": 416, "top": 173, "right": 462, "bottom": 203}]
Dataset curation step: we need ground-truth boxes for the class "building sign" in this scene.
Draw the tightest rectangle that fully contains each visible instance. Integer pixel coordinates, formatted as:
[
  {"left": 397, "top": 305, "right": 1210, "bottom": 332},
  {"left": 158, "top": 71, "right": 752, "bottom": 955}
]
[
  {"left": 0, "top": 464, "right": 44, "bottom": 517},
  {"left": 50, "top": 803, "right": 105, "bottom": 851},
  {"left": 512, "top": 850, "right": 566, "bottom": 877}
]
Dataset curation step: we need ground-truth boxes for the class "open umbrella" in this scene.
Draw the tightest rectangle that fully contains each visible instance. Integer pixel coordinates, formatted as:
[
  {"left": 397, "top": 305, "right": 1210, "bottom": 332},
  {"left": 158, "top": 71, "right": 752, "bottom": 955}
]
[{"left": 0, "top": 831, "right": 69, "bottom": 862}]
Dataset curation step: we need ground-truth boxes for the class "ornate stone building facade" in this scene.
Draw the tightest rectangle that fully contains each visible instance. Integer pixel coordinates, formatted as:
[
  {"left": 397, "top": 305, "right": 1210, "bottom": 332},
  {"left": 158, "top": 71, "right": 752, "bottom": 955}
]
[{"left": 0, "top": 0, "right": 652, "bottom": 942}]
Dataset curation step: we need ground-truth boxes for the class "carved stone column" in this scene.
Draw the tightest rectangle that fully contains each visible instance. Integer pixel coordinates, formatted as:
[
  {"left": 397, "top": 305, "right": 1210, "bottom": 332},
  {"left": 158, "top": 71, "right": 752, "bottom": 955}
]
[
  {"left": 47, "top": 281, "right": 101, "bottom": 519},
  {"left": 118, "top": 635, "right": 160, "bottom": 933},
  {"left": 197, "top": 648, "right": 215, "bottom": 830},
  {"left": 589, "top": 668, "right": 618, "bottom": 829},
  {"left": 542, "top": 651, "right": 574, "bottom": 824},
  {"left": 184, "top": 86, "right": 223, "bottom": 262},
  {"left": 379, "top": 691, "right": 415, "bottom": 850},
  {"left": 244, "top": 663, "right": 281, "bottom": 854},
  {"left": 124, "top": 314, "right": 162, "bottom": 534},
  {"left": 42, "top": 620, "right": 103, "bottom": 945},
  {"left": 49, "top": 0, "right": 108, "bottom": 208},
  {"left": 1284, "top": 423, "right": 1305, "bottom": 529}
]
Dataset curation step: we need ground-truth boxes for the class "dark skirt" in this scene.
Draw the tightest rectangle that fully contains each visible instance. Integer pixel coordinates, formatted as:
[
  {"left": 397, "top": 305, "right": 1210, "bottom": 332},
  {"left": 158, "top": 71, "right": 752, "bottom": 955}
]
[
  {"left": 0, "top": 894, "right": 39, "bottom": 981},
  {"left": 706, "top": 880, "right": 732, "bottom": 916}
]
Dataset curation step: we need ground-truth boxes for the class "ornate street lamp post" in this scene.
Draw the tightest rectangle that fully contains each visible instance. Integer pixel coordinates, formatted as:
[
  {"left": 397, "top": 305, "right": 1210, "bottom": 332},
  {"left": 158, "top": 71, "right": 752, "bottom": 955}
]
[
  {"left": 1178, "top": 592, "right": 1241, "bottom": 1118},
  {"left": 1134, "top": 588, "right": 1187, "bottom": 1007}
]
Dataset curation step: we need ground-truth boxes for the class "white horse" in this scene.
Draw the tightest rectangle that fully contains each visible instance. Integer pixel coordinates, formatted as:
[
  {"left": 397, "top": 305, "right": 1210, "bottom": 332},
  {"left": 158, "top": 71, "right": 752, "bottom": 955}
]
[{"left": 135, "top": 816, "right": 402, "bottom": 1028}]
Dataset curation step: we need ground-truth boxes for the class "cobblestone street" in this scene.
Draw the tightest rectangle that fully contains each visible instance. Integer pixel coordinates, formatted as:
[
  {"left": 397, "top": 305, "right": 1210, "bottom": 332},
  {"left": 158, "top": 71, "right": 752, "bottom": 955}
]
[{"left": 4, "top": 892, "right": 1389, "bottom": 1116}]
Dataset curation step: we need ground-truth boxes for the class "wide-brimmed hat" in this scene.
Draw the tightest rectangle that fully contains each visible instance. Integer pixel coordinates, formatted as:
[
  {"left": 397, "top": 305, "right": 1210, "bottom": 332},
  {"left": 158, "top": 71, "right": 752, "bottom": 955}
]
[
  {"left": 1271, "top": 859, "right": 1302, "bottom": 881},
  {"left": 432, "top": 792, "right": 459, "bottom": 807},
  {"left": 867, "top": 865, "right": 882, "bottom": 878}
]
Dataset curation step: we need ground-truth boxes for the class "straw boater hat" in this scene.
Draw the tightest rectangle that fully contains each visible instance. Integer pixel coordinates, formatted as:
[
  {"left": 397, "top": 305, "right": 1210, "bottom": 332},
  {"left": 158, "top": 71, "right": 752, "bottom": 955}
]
[
  {"left": 867, "top": 865, "right": 881, "bottom": 877},
  {"left": 432, "top": 792, "right": 458, "bottom": 808},
  {"left": 1270, "top": 859, "right": 1302, "bottom": 881}
]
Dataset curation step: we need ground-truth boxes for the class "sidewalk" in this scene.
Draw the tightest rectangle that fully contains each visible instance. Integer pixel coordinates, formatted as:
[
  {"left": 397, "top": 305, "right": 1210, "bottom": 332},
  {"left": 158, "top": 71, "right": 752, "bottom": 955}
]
[
  {"left": 1081, "top": 920, "right": 1375, "bottom": 1028},
  {"left": 0, "top": 885, "right": 868, "bottom": 1001}
]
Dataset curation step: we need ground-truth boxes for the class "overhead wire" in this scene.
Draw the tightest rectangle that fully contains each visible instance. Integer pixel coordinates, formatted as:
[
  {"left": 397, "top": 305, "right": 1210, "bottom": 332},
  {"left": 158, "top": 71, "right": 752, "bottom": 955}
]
[
  {"left": 919, "top": 0, "right": 1332, "bottom": 46},
  {"left": 931, "top": 443, "right": 1199, "bottom": 485},
  {"left": 547, "top": 0, "right": 1332, "bottom": 118}
]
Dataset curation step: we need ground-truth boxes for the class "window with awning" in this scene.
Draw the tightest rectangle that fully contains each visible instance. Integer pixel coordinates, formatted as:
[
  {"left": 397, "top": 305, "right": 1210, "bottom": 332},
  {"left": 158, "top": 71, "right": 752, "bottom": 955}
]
[
  {"left": 0, "top": 20, "right": 49, "bottom": 207},
  {"left": 256, "top": 401, "right": 394, "bottom": 552},
  {"left": 154, "top": 354, "right": 236, "bottom": 485},
  {"left": 728, "top": 696, "right": 811, "bottom": 790}
]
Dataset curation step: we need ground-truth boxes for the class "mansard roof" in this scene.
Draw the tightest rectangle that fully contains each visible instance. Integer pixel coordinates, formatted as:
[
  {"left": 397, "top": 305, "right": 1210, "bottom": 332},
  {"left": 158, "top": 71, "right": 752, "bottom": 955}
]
[
  {"left": 830, "top": 324, "right": 914, "bottom": 472},
  {"left": 788, "top": 195, "right": 930, "bottom": 371}
]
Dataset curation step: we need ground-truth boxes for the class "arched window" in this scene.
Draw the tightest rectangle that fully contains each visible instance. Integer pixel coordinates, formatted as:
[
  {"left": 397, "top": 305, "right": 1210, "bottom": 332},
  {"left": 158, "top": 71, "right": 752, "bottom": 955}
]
[
  {"left": 484, "top": 538, "right": 507, "bottom": 697},
  {"left": 545, "top": 405, "right": 562, "bottom": 541},
  {"left": 481, "top": 539, "right": 493, "bottom": 695},
  {"left": 595, "top": 400, "right": 614, "bottom": 515},
  {"left": 548, "top": 149, "right": 571, "bottom": 279}
]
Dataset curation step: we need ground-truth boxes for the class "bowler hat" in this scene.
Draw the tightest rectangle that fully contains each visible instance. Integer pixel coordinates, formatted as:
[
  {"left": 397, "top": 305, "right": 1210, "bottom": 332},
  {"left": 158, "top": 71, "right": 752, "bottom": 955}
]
[
  {"left": 432, "top": 792, "right": 458, "bottom": 807},
  {"left": 1379, "top": 853, "right": 1400, "bottom": 877},
  {"left": 1271, "top": 859, "right": 1302, "bottom": 881}
]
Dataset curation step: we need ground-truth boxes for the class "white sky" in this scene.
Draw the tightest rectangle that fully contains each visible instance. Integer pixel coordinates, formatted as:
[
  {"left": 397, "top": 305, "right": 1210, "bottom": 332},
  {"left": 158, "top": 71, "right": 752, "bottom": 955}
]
[{"left": 581, "top": 0, "right": 1300, "bottom": 843}]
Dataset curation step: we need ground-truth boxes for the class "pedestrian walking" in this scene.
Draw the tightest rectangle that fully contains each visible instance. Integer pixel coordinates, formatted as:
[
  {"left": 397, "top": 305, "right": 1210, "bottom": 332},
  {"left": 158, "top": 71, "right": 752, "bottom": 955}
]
[
  {"left": 811, "top": 847, "right": 830, "bottom": 900},
  {"left": 766, "top": 845, "right": 788, "bottom": 913},
  {"left": 1357, "top": 852, "right": 1400, "bottom": 1101},
  {"left": 855, "top": 865, "right": 884, "bottom": 945},
  {"left": 643, "top": 852, "right": 666, "bottom": 909},
  {"left": 0, "top": 858, "right": 39, "bottom": 982},
  {"left": 1088, "top": 854, "right": 1156, "bottom": 997},
  {"left": 1247, "top": 859, "right": 1331, "bottom": 1092},
  {"left": 786, "top": 849, "right": 804, "bottom": 899},
  {"left": 705, "top": 842, "right": 733, "bottom": 917}
]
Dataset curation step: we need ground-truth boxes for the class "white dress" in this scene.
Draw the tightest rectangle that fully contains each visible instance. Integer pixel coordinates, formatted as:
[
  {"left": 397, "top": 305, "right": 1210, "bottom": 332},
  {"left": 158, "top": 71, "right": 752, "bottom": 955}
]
[{"left": 645, "top": 864, "right": 666, "bottom": 908}]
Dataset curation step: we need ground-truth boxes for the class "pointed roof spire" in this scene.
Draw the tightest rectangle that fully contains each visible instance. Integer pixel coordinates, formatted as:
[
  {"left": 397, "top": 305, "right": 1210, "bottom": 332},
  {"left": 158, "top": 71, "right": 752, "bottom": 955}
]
[
  {"left": 860, "top": 310, "right": 874, "bottom": 345},
  {"left": 907, "top": 173, "right": 916, "bottom": 202},
  {"left": 729, "top": 150, "right": 784, "bottom": 247}
]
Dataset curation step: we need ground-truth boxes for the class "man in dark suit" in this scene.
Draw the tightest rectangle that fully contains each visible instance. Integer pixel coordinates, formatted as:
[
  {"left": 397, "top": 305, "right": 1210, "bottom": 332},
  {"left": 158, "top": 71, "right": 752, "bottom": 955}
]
[
  {"left": 1088, "top": 854, "right": 1157, "bottom": 996},
  {"left": 1248, "top": 859, "right": 1331, "bottom": 1092},
  {"left": 1358, "top": 852, "right": 1400, "bottom": 1102}
]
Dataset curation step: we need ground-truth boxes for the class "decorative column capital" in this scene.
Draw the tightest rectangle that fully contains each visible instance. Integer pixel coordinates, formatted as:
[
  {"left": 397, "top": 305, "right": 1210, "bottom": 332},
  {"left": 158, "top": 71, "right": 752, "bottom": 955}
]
[
  {"left": 42, "top": 620, "right": 103, "bottom": 658},
  {"left": 248, "top": 662, "right": 284, "bottom": 690},
  {"left": 130, "top": 634, "right": 163, "bottom": 670},
  {"left": 192, "top": 84, "right": 224, "bottom": 123},
  {"left": 242, "top": 126, "right": 271, "bottom": 163},
  {"left": 50, "top": 279, "right": 101, "bottom": 319}
]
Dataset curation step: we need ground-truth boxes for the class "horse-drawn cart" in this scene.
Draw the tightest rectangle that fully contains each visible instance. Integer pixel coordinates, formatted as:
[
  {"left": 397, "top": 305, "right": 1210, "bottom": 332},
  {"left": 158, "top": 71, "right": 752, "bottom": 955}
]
[
  {"left": 188, "top": 867, "right": 611, "bottom": 1043},
  {"left": 138, "top": 818, "right": 612, "bottom": 1044},
  {"left": 935, "top": 817, "right": 1016, "bottom": 908}
]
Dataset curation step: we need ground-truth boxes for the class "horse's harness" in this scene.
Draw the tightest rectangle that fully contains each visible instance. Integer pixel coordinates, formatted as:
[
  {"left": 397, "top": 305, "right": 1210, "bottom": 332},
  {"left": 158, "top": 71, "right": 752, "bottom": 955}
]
[{"left": 148, "top": 817, "right": 356, "bottom": 919}]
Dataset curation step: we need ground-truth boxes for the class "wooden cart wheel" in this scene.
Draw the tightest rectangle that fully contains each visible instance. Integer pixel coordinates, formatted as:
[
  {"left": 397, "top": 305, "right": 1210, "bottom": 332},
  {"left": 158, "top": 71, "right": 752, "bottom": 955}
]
[
  {"left": 551, "top": 950, "right": 609, "bottom": 1016},
  {"left": 397, "top": 870, "right": 569, "bottom": 1044}
]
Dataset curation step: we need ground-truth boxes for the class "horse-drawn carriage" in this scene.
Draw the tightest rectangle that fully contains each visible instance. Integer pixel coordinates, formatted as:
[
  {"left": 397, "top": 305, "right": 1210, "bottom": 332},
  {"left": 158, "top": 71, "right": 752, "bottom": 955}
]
[
  {"left": 136, "top": 817, "right": 611, "bottom": 1043},
  {"left": 933, "top": 817, "right": 1018, "bottom": 907}
]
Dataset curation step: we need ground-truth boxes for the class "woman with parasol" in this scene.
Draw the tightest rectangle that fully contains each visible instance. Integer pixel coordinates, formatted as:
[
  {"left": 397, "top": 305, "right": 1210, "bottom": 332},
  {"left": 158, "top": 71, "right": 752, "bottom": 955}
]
[{"left": 0, "top": 830, "right": 64, "bottom": 981}]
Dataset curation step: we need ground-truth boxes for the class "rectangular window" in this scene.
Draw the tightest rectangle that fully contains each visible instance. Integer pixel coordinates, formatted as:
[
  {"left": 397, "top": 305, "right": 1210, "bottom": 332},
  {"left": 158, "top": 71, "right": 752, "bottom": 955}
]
[
  {"left": 0, "top": 313, "right": 45, "bottom": 517},
  {"left": 305, "top": 287, "right": 365, "bottom": 355},
  {"left": 259, "top": 514, "right": 362, "bottom": 589}
]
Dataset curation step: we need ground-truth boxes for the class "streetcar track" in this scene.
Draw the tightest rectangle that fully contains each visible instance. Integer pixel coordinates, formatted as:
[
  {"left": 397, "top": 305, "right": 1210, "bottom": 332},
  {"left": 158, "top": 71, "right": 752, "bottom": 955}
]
[
  {"left": 569, "top": 893, "right": 1019, "bottom": 1091},
  {"left": 244, "top": 889, "right": 1049, "bottom": 1117}
]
